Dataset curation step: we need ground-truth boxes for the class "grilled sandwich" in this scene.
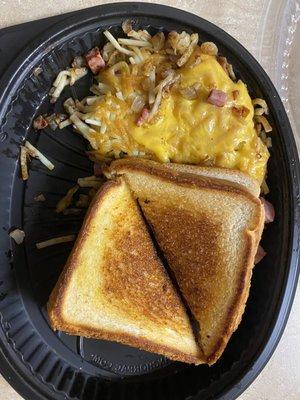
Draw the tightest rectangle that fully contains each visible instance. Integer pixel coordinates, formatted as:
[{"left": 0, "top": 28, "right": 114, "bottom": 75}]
[
  {"left": 107, "top": 159, "right": 265, "bottom": 364},
  {"left": 48, "top": 177, "right": 203, "bottom": 364}
]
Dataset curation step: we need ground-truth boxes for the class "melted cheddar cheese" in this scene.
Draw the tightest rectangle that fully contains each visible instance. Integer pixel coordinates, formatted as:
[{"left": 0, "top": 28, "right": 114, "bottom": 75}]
[{"left": 87, "top": 50, "right": 269, "bottom": 184}]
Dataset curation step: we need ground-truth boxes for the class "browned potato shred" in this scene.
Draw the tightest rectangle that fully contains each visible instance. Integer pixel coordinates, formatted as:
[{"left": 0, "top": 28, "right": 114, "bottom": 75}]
[{"left": 56, "top": 185, "right": 79, "bottom": 213}]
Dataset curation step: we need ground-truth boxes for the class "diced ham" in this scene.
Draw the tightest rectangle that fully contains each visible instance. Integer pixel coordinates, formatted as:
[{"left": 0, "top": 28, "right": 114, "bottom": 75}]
[
  {"left": 136, "top": 107, "right": 150, "bottom": 126},
  {"left": 255, "top": 245, "right": 266, "bottom": 264},
  {"left": 260, "top": 197, "right": 275, "bottom": 223},
  {"left": 93, "top": 162, "right": 103, "bottom": 177},
  {"left": 85, "top": 47, "right": 105, "bottom": 74},
  {"left": 33, "top": 115, "right": 48, "bottom": 130},
  {"left": 207, "top": 89, "right": 227, "bottom": 107}
]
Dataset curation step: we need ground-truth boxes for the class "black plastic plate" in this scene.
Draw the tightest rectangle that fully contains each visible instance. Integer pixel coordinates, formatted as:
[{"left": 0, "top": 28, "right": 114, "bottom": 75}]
[{"left": 0, "top": 3, "right": 299, "bottom": 400}]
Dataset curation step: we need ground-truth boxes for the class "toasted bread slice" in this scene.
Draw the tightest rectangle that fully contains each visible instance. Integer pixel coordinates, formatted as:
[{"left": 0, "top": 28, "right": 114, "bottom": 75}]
[
  {"left": 105, "top": 158, "right": 260, "bottom": 197},
  {"left": 48, "top": 177, "right": 203, "bottom": 364},
  {"left": 158, "top": 162, "right": 260, "bottom": 197},
  {"left": 108, "top": 159, "right": 265, "bottom": 364}
]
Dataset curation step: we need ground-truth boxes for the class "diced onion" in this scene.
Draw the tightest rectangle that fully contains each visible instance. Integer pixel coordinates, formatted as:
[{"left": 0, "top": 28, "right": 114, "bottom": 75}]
[
  {"left": 64, "top": 98, "right": 77, "bottom": 115},
  {"left": 252, "top": 98, "right": 268, "bottom": 115},
  {"left": 59, "top": 118, "right": 72, "bottom": 129},
  {"left": 254, "top": 108, "right": 265, "bottom": 116},
  {"left": 255, "top": 115, "right": 272, "bottom": 133},
  {"left": 200, "top": 42, "right": 218, "bottom": 56},
  {"left": 9, "top": 229, "right": 25, "bottom": 244},
  {"left": 34, "top": 193, "right": 46, "bottom": 202},
  {"left": 109, "top": 61, "right": 130, "bottom": 75},
  {"left": 85, "top": 96, "right": 100, "bottom": 105},
  {"left": 52, "top": 70, "right": 70, "bottom": 88}
]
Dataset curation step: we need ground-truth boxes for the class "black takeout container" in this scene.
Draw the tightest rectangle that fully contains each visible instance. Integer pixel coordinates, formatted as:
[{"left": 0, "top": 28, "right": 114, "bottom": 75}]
[{"left": 0, "top": 3, "right": 299, "bottom": 400}]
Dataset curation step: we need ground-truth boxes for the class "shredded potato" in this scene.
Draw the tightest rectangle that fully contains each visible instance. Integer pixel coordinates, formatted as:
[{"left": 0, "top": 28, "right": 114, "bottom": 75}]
[
  {"left": 76, "top": 194, "right": 90, "bottom": 208},
  {"left": 50, "top": 68, "right": 87, "bottom": 102},
  {"left": 167, "top": 31, "right": 191, "bottom": 55},
  {"left": 69, "top": 114, "right": 97, "bottom": 149},
  {"left": 252, "top": 98, "right": 268, "bottom": 111},
  {"left": 255, "top": 115, "right": 272, "bottom": 133},
  {"left": 59, "top": 118, "right": 72, "bottom": 129},
  {"left": 118, "top": 38, "right": 151, "bottom": 47},
  {"left": 20, "top": 146, "right": 29, "bottom": 180},
  {"left": 25, "top": 141, "right": 54, "bottom": 170},
  {"left": 122, "top": 19, "right": 133, "bottom": 34},
  {"left": 77, "top": 176, "right": 103, "bottom": 188},
  {"left": 104, "top": 30, "right": 134, "bottom": 56},
  {"left": 36, "top": 235, "right": 75, "bottom": 249},
  {"left": 56, "top": 185, "right": 79, "bottom": 213}
]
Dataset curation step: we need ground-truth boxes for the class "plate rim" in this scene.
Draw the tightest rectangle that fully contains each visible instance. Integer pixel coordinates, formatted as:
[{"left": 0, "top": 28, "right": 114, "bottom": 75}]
[{"left": 0, "top": 3, "right": 299, "bottom": 400}]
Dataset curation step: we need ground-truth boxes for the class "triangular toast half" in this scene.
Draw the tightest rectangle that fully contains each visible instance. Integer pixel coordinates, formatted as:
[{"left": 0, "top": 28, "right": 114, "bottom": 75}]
[{"left": 48, "top": 177, "right": 203, "bottom": 364}]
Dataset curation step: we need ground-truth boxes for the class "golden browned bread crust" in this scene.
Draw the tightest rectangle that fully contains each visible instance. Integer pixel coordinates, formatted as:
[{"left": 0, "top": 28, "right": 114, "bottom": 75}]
[
  {"left": 106, "top": 158, "right": 260, "bottom": 196},
  {"left": 107, "top": 159, "right": 265, "bottom": 365},
  {"left": 106, "top": 158, "right": 260, "bottom": 201},
  {"left": 47, "top": 322, "right": 201, "bottom": 364},
  {"left": 48, "top": 178, "right": 204, "bottom": 364}
]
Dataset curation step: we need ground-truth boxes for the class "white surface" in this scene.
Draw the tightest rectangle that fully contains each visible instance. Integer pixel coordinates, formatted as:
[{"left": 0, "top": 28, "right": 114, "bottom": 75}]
[{"left": 0, "top": 1, "right": 299, "bottom": 399}]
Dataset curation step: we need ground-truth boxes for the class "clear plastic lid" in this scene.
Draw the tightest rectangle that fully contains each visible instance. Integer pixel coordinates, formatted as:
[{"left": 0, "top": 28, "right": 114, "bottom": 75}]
[{"left": 258, "top": 0, "right": 300, "bottom": 151}]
